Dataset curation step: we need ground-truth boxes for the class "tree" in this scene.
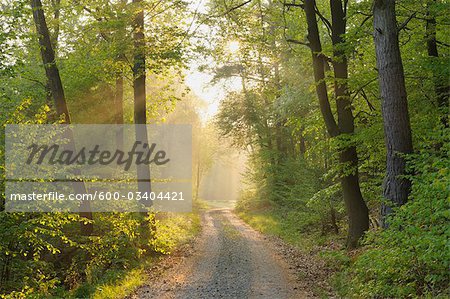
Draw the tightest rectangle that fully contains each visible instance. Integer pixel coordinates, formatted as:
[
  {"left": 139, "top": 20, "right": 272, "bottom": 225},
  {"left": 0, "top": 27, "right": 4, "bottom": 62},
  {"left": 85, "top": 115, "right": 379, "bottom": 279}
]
[
  {"left": 132, "top": 0, "right": 152, "bottom": 205},
  {"left": 373, "top": 0, "right": 414, "bottom": 225},
  {"left": 303, "top": 0, "right": 369, "bottom": 247},
  {"left": 30, "top": 0, "right": 93, "bottom": 235}
]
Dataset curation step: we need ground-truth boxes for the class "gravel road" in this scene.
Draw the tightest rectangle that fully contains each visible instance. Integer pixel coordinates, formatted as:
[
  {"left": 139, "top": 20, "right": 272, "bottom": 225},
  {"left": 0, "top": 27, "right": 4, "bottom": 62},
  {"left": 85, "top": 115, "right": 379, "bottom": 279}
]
[{"left": 131, "top": 209, "right": 305, "bottom": 299}]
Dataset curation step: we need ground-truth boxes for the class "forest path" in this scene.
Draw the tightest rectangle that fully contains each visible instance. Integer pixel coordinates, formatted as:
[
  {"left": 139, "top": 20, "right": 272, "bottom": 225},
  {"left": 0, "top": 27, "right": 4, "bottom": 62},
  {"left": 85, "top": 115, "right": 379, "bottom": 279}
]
[{"left": 130, "top": 208, "right": 305, "bottom": 299}]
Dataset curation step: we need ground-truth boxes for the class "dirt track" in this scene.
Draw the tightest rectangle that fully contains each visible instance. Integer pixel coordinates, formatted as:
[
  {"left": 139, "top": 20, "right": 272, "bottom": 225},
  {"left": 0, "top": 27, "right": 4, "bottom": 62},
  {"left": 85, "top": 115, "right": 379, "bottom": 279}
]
[{"left": 131, "top": 208, "right": 306, "bottom": 299}]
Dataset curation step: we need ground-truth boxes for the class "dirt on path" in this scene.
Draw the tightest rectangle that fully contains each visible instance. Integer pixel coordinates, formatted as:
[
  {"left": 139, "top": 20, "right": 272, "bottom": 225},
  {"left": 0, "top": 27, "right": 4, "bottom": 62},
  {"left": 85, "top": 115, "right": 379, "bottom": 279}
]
[{"left": 130, "top": 208, "right": 308, "bottom": 299}]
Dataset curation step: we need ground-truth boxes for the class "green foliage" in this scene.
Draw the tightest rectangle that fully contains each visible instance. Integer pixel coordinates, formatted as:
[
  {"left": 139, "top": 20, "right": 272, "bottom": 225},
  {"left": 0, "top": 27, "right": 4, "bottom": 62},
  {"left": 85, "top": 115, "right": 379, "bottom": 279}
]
[
  {"left": 238, "top": 206, "right": 320, "bottom": 250},
  {"left": 150, "top": 212, "right": 201, "bottom": 255},
  {"left": 337, "top": 135, "right": 450, "bottom": 298}
]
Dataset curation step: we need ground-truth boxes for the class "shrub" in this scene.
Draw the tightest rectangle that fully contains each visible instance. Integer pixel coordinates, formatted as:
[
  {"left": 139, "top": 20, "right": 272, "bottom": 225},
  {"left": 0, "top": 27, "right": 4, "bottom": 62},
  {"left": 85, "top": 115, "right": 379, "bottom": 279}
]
[{"left": 337, "top": 139, "right": 450, "bottom": 298}]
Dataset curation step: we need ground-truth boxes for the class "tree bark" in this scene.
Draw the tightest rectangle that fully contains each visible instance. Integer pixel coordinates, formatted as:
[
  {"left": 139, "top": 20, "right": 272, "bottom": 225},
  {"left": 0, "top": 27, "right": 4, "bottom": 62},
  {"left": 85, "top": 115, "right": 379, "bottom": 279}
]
[
  {"left": 304, "top": 0, "right": 339, "bottom": 138},
  {"left": 330, "top": 0, "right": 369, "bottom": 248},
  {"left": 31, "top": 0, "right": 69, "bottom": 123},
  {"left": 373, "top": 0, "right": 414, "bottom": 226},
  {"left": 132, "top": 0, "right": 152, "bottom": 203},
  {"left": 31, "top": 0, "right": 93, "bottom": 235},
  {"left": 304, "top": 0, "right": 369, "bottom": 247}
]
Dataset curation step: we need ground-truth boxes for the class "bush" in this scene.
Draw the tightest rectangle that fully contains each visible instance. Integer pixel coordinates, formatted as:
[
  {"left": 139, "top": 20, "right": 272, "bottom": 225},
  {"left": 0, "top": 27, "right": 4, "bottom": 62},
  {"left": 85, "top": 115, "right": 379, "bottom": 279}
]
[{"left": 337, "top": 140, "right": 450, "bottom": 298}]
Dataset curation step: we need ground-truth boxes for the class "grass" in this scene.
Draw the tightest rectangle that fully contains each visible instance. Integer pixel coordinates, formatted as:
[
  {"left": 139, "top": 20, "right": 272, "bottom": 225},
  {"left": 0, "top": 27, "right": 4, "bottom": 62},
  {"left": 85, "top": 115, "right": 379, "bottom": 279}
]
[
  {"left": 237, "top": 206, "right": 321, "bottom": 251},
  {"left": 70, "top": 210, "right": 202, "bottom": 299},
  {"left": 202, "top": 199, "right": 236, "bottom": 209},
  {"left": 92, "top": 268, "right": 145, "bottom": 299}
]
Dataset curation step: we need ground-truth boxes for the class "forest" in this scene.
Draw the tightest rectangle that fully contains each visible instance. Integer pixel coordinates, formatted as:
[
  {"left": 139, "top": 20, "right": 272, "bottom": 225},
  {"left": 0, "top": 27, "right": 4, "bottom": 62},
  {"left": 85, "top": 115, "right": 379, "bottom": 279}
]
[{"left": 0, "top": 0, "right": 449, "bottom": 298}]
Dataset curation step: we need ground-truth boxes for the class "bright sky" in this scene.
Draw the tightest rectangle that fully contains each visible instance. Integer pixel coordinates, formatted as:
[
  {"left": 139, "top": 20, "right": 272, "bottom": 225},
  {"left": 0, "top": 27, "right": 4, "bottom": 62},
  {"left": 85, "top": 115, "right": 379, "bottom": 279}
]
[
  {"left": 184, "top": 0, "right": 242, "bottom": 121},
  {"left": 185, "top": 65, "right": 241, "bottom": 121}
]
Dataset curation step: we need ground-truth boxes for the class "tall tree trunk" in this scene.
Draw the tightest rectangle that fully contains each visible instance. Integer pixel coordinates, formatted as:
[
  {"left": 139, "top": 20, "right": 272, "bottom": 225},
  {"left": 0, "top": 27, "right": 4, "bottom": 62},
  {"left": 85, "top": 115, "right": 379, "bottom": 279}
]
[
  {"left": 132, "top": 0, "right": 152, "bottom": 205},
  {"left": 304, "top": 0, "right": 369, "bottom": 247},
  {"left": 373, "top": 0, "right": 414, "bottom": 226},
  {"left": 31, "top": 0, "right": 93, "bottom": 235},
  {"left": 304, "top": 0, "right": 339, "bottom": 138},
  {"left": 31, "top": 0, "right": 69, "bottom": 123},
  {"left": 299, "top": 125, "right": 306, "bottom": 157},
  {"left": 425, "top": 0, "right": 449, "bottom": 128},
  {"left": 114, "top": 74, "right": 124, "bottom": 150},
  {"left": 44, "top": 0, "right": 60, "bottom": 113},
  {"left": 196, "top": 160, "right": 201, "bottom": 200},
  {"left": 330, "top": 0, "right": 369, "bottom": 248}
]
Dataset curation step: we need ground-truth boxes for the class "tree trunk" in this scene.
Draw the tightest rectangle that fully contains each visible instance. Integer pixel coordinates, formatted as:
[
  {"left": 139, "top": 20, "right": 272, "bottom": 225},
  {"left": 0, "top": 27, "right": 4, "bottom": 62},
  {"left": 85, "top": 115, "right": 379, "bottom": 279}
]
[
  {"left": 31, "top": 0, "right": 69, "bottom": 123},
  {"left": 304, "top": 0, "right": 339, "bottom": 138},
  {"left": 114, "top": 75, "right": 124, "bottom": 150},
  {"left": 44, "top": 0, "right": 60, "bottom": 114},
  {"left": 31, "top": 0, "right": 93, "bottom": 235},
  {"left": 304, "top": 0, "right": 369, "bottom": 247},
  {"left": 426, "top": 0, "right": 449, "bottom": 128},
  {"left": 373, "top": 0, "right": 414, "bottom": 226},
  {"left": 330, "top": 0, "right": 369, "bottom": 248},
  {"left": 196, "top": 160, "right": 201, "bottom": 200},
  {"left": 132, "top": 0, "right": 152, "bottom": 204},
  {"left": 299, "top": 125, "right": 306, "bottom": 157}
]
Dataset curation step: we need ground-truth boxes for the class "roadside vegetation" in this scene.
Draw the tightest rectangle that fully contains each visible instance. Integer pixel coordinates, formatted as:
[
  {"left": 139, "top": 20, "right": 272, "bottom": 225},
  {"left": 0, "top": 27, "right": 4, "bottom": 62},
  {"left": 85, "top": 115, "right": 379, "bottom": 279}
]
[
  {"left": 1, "top": 0, "right": 448, "bottom": 298},
  {"left": 210, "top": 0, "right": 449, "bottom": 297}
]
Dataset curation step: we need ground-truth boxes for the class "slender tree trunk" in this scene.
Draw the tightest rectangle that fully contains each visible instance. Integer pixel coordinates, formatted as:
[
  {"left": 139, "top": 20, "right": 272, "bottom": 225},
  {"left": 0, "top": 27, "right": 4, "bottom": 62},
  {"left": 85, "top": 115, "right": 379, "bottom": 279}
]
[
  {"left": 31, "top": 0, "right": 93, "bottom": 235},
  {"left": 196, "top": 161, "right": 201, "bottom": 200},
  {"left": 132, "top": 0, "right": 152, "bottom": 205},
  {"left": 31, "top": 0, "right": 69, "bottom": 123},
  {"left": 426, "top": 0, "right": 449, "bottom": 128},
  {"left": 330, "top": 0, "right": 369, "bottom": 248},
  {"left": 114, "top": 74, "right": 124, "bottom": 150},
  {"left": 373, "top": 0, "right": 414, "bottom": 226},
  {"left": 44, "top": 0, "right": 60, "bottom": 113},
  {"left": 299, "top": 125, "right": 306, "bottom": 157},
  {"left": 304, "top": 0, "right": 368, "bottom": 247},
  {"left": 304, "top": 0, "right": 339, "bottom": 138},
  {"left": 330, "top": 205, "right": 339, "bottom": 234}
]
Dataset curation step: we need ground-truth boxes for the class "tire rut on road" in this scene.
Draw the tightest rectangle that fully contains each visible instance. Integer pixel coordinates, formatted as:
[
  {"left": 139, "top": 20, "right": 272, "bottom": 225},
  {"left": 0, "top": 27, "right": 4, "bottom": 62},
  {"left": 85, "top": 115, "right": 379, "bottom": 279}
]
[{"left": 131, "top": 209, "right": 305, "bottom": 299}]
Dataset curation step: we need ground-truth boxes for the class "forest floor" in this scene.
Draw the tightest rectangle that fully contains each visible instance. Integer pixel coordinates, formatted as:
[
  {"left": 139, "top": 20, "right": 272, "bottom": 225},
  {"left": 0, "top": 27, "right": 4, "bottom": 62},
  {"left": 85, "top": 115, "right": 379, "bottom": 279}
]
[{"left": 128, "top": 208, "right": 334, "bottom": 299}]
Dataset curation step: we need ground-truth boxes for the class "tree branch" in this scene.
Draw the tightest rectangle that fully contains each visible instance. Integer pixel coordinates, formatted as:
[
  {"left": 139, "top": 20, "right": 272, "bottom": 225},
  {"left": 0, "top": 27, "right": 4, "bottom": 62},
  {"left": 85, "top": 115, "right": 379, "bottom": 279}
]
[
  {"left": 351, "top": 77, "right": 378, "bottom": 101},
  {"left": 360, "top": 14, "right": 373, "bottom": 28},
  {"left": 286, "top": 38, "right": 310, "bottom": 47},
  {"left": 437, "top": 40, "right": 450, "bottom": 48},
  {"left": 314, "top": 3, "right": 332, "bottom": 37},
  {"left": 223, "top": 0, "right": 252, "bottom": 15},
  {"left": 284, "top": 2, "right": 304, "bottom": 9},
  {"left": 398, "top": 12, "right": 416, "bottom": 33}
]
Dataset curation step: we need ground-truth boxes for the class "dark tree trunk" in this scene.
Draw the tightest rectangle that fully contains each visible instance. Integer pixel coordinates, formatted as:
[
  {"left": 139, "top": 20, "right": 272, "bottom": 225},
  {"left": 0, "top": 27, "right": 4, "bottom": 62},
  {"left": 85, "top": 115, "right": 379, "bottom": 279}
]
[
  {"left": 426, "top": 0, "right": 449, "bottom": 128},
  {"left": 132, "top": 0, "right": 152, "bottom": 202},
  {"left": 44, "top": 0, "right": 60, "bottom": 114},
  {"left": 330, "top": 206, "right": 339, "bottom": 234},
  {"left": 373, "top": 0, "right": 414, "bottom": 226},
  {"left": 299, "top": 125, "right": 306, "bottom": 157},
  {"left": 133, "top": 0, "right": 146, "bottom": 126},
  {"left": 330, "top": 0, "right": 369, "bottom": 248},
  {"left": 304, "top": 0, "right": 369, "bottom": 248},
  {"left": 31, "top": 0, "right": 69, "bottom": 123},
  {"left": 31, "top": 0, "right": 93, "bottom": 235},
  {"left": 114, "top": 75, "right": 124, "bottom": 150},
  {"left": 304, "top": 0, "right": 339, "bottom": 138}
]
